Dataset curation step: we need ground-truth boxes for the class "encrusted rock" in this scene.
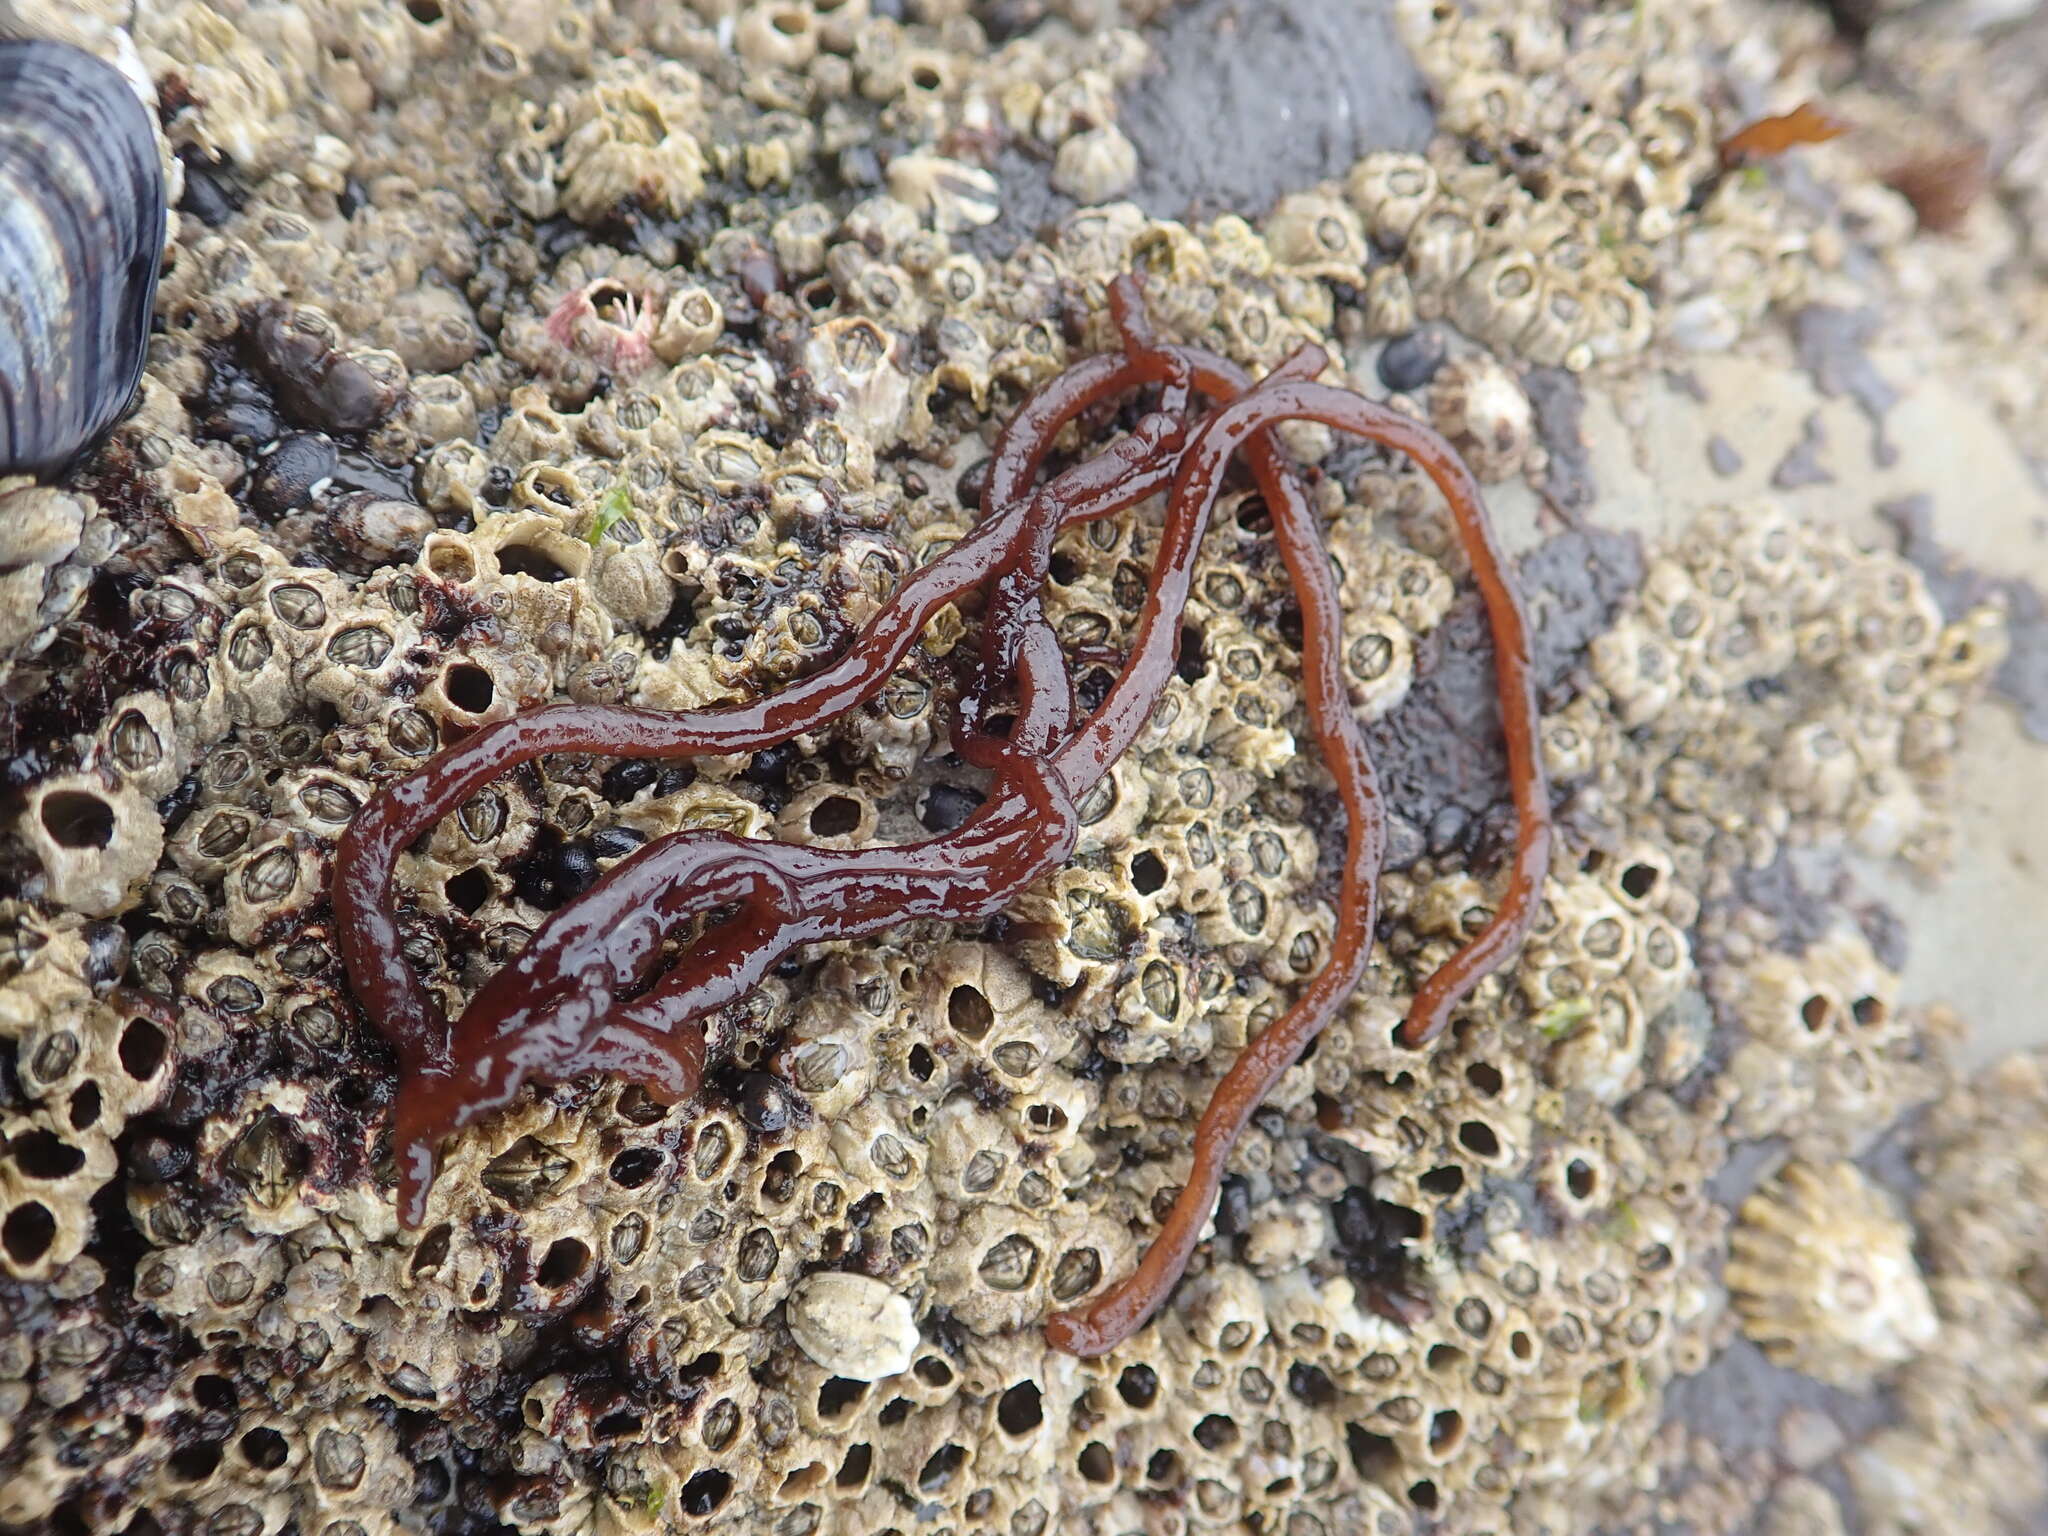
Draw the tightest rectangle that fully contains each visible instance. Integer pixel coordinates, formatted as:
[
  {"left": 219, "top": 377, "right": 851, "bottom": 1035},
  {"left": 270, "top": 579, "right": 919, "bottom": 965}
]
[{"left": 0, "top": 3, "right": 2036, "bottom": 1534}]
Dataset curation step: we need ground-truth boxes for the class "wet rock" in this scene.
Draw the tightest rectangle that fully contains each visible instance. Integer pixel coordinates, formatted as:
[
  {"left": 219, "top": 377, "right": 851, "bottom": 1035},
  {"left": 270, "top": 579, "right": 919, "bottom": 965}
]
[
  {"left": 1121, "top": 0, "right": 1434, "bottom": 221},
  {"left": 1770, "top": 413, "right": 1834, "bottom": 490},
  {"left": 1793, "top": 305, "right": 1898, "bottom": 468}
]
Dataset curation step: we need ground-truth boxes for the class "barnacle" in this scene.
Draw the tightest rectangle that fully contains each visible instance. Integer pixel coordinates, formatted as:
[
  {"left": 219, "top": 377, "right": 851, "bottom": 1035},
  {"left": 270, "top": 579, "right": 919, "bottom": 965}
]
[
  {"left": 1429, "top": 354, "right": 1535, "bottom": 484},
  {"left": 1727, "top": 1160, "right": 1937, "bottom": 1388}
]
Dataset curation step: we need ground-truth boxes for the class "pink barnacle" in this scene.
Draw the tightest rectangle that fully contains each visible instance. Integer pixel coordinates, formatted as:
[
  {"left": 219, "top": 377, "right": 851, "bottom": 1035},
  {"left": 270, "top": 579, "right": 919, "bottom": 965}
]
[
  {"left": 544, "top": 286, "right": 594, "bottom": 350},
  {"left": 545, "top": 280, "right": 659, "bottom": 376}
]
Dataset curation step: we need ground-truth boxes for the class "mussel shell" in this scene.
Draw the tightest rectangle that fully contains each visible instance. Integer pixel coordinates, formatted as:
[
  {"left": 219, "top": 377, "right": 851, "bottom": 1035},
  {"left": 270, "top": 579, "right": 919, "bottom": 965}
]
[{"left": 0, "top": 40, "right": 165, "bottom": 477}]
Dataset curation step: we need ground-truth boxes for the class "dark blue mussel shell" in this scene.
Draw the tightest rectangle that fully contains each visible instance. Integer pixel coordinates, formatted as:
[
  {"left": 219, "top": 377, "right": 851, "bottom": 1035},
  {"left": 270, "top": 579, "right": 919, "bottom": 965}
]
[{"left": 0, "top": 39, "right": 165, "bottom": 477}]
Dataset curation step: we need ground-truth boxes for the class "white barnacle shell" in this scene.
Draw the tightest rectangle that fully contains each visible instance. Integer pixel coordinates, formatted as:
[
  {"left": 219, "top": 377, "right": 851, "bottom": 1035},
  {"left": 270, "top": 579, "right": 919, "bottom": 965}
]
[
  {"left": 1584, "top": 277, "right": 1654, "bottom": 361},
  {"left": 735, "top": 2, "right": 819, "bottom": 71},
  {"left": 886, "top": 152, "right": 999, "bottom": 233},
  {"left": 1345, "top": 151, "right": 1438, "bottom": 245},
  {"left": 1561, "top": 116, "right": 1644, "bottom": 193},
  {"left": 0, "top": 483, "right": 120, "bottom": 660},
  {"left": 1051, "top": 125, "right": 1139, "bottom": 205},
  {"left": 19, "top": 774, "right": 162, "bottom": 917},
  {"left": 1361, "top": 262, "right": 1417, "bottom": 336},
  {"left": 1404, "top": 202, "right": 1484, "bottom": 297},
  {"left": 1726, "top": 1160, "right": 1937, "bottom": 1389},
  {"left": 1517, "top": 280, "right": 1595, "bottom": 371},
  {"left": 558, "top": 82, "right": 706, "bottom": 223},
  {"left": 1264, "top": 191, "right": 1368, "bottom": 280},
  {"left": 1437, "top": 70, "right": 1535, "bottom": 143},
  {"left": 1589, "top": 615, "right": 1681, "bottom": 727},
  {"left": 1448, "top": 251, "right": 1544, "bottom": 354},
  {"left": 786, "top": 1271, "right": 919, "bottom": 1381},
  {"left": 804, "top": 315, "right": 911, "bottom": 440}
]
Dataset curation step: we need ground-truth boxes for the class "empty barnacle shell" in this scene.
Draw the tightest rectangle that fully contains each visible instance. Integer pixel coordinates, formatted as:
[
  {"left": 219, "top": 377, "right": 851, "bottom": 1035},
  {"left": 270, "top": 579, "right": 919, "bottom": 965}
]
[{"left": 0, "top": 40, "right": 166, "bottom": 476}]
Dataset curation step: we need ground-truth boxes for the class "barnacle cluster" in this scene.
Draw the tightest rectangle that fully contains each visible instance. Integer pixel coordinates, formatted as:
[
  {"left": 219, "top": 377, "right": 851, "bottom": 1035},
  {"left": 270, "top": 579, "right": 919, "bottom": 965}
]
[
  {"left": 1384, "top": 0, "right": 2048, "bottom": 422},
  {"left": 1, "top": 1, "right": 2045, "bottom": 1535},
  {"left": 1336, "top": 0, "right": 1807, "bottom": 365}
]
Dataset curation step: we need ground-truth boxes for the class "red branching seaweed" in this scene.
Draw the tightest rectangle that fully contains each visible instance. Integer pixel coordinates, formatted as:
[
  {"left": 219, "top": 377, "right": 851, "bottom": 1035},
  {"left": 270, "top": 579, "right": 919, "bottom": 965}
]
[
  {"left": 1040, "top": 367, "right": 1552, "bottom": 1354},
  {"left": 331, "top": 274, "right": 1553, "bottom": 1351}
]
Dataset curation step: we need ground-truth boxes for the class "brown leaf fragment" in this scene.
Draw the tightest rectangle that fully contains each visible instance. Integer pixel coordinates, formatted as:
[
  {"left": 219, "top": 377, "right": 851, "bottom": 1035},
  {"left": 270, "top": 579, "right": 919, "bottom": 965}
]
[{"left": 1719, "top": 102, "right": 1848, "bottom": 167}]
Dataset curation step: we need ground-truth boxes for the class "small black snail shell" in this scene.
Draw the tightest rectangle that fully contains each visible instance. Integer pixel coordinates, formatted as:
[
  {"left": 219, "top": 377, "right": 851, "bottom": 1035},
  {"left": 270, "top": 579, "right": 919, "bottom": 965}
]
[{"left": 0, "top": 40, "right": 166, "bottom": 478}]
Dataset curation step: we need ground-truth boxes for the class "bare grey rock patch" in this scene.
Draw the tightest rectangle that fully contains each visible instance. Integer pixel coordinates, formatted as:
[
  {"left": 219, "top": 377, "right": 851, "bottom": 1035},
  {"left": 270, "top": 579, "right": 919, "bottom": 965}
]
[
  {"left": 1119, "top": 0, "right": 1435, "bottom": 223},
  {"left": 1793, "top": 305, "right": 1900, "bottom": 468},
  {"left": 1771, "top": 413, "right": 1834, "bottom": 490},
  {"left": 1524, "top": 366, "right": 1597, "bottom": 514}
]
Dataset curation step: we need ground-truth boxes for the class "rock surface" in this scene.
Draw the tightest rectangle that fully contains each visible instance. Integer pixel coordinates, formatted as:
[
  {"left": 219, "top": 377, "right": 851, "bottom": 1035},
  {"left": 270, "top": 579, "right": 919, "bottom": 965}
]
[{"left": 0, "top": 1, "right": 2044, "bottom": 1534}]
